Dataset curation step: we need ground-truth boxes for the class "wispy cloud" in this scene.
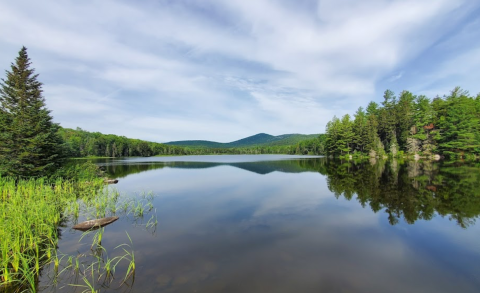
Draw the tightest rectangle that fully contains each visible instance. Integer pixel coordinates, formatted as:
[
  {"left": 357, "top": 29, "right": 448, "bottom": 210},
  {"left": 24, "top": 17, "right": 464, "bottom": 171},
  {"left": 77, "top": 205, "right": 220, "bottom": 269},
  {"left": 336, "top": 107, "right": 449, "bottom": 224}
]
[
  {"left": 388, "top": 72, "right": 404, "bottom": 82},
  {"left": 0, "top": 0, "right": 478, "bottom": 141}
]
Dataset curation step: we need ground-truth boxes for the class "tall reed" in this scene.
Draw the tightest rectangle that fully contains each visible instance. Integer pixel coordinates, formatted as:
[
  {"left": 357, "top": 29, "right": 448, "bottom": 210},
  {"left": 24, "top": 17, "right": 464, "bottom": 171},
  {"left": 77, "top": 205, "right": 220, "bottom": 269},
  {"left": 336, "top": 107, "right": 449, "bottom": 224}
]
[
  {"left": 1, "top": 175, "right": 156, "bottom": 292},
  {"left": 0, "top": 177, "right": 103, "bottom": 291}
]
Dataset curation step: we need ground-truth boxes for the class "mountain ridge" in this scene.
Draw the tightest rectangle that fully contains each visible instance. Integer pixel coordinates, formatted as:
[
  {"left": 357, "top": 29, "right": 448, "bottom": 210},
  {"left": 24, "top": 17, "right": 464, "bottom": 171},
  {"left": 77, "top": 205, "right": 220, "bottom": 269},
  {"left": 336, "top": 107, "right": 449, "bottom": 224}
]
[{"left": 165, "top": 133, "right": 321, "bottom": 148}]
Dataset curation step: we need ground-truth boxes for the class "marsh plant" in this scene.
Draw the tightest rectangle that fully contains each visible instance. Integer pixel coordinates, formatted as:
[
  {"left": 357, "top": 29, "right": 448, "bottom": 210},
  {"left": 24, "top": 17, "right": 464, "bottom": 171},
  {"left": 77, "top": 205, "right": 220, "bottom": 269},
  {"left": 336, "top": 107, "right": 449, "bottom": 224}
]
[
  {"left": 0, "top": 177, "right": 103, "bottom": 291},
  {"left": 57, "top": 230, "right": 137, "bottom": 293},
  {"left": 0, "top": 176, "right": 157, "bottom": 292}
]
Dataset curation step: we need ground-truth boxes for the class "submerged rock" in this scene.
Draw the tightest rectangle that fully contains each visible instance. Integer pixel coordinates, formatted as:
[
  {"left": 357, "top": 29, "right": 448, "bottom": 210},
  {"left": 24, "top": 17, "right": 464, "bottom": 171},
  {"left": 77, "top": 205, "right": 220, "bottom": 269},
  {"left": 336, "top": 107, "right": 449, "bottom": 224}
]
[{"left": 156, "top": 275, "right": 173, "bottom": 287}]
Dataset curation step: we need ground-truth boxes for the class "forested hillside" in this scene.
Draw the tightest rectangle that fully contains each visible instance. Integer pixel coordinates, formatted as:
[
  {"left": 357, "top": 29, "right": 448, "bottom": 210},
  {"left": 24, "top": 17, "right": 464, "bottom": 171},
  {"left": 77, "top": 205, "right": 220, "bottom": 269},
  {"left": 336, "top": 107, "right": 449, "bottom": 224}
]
[
  {"left": 324, "top": 87, "right": 480, "bottom": 159},
  {"left": 60, "top": 128, "right": 326, "bottom": 157},
  {"left": 59, "top": 127, "right": 188, "bottom": 157},
  {"left": 166, "top": 133, "right": 320, "bottom": 148}
]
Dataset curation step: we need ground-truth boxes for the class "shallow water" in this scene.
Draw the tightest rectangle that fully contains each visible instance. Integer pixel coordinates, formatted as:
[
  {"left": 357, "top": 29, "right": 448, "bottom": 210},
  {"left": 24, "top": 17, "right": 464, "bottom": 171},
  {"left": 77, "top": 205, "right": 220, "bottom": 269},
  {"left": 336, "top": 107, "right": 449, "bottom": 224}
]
[{"left": 40, "top": 155, "right": 480, "bottom": 293}]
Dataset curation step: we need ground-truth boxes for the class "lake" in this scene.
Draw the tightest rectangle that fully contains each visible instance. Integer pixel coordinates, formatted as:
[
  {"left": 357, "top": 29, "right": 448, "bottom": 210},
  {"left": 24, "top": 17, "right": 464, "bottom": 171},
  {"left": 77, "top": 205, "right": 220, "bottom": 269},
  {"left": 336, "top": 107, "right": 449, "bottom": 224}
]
[{"left": 39, "top": 155, "right": 480, "bottom": 293}]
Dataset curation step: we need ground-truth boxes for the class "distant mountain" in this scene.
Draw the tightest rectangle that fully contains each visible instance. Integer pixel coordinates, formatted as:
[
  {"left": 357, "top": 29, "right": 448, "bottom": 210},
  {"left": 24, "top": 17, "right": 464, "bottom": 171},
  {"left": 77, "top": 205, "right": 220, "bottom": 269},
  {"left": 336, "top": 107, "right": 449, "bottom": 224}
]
[{"left": 165, "top": 133, "right": 321, "bottom": 148}]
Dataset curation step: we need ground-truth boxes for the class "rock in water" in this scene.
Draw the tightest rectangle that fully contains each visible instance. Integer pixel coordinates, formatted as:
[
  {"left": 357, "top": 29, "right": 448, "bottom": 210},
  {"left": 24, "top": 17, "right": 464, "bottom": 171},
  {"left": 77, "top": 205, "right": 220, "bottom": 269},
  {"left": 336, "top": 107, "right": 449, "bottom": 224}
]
[
  {"left": 104, "top": 179, "right": 119, "bottom": 184},
  {"left": 72, "top": 216, "right": 119, "bottom": 231}
]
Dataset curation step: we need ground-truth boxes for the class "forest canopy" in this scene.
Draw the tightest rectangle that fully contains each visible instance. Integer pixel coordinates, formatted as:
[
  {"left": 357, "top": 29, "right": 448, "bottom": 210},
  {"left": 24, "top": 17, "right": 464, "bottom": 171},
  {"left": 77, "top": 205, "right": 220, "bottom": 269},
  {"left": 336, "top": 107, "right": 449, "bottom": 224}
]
[
  {"left": 59, "top": 127, "right": 326, "bottom": 157},
  {"left": 324, "top": 87, "right": 480, "bottom": 159}
]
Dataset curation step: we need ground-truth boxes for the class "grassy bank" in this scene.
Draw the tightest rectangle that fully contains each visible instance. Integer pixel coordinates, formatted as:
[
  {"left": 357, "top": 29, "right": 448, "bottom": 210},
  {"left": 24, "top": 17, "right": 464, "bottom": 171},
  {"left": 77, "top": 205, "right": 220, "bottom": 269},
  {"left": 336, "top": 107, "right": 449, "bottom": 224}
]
[
  {"left": 0, "top": 171, "right": 157, "bottom": 292},
  {"left": 0, "top": 177, "right": 104, "bottom": 291},
  {"left": 0, "top": 177, "right": 107, "bottom": 290}
]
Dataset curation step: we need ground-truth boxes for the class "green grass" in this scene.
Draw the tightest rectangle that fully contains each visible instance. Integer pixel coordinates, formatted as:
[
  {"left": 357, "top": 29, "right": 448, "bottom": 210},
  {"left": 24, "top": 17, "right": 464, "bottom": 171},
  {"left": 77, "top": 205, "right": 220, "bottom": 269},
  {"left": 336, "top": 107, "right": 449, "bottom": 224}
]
[
  {"left": 0, "top": 177, "right": 104, "bottom": 291},
  {"left": 0, "top": 177, "right": 155, "bottom": 292}
]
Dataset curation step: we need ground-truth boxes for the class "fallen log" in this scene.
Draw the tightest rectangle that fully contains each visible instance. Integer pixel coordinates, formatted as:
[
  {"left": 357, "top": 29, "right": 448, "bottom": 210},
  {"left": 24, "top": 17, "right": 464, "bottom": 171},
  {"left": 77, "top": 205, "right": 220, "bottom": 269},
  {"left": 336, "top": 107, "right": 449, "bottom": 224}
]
[
  {"left": 72, "top": 216, "right": 119, "bottom": 231},
  {"left": 104, "top": 179, "right": 119, "bottom": 184}
]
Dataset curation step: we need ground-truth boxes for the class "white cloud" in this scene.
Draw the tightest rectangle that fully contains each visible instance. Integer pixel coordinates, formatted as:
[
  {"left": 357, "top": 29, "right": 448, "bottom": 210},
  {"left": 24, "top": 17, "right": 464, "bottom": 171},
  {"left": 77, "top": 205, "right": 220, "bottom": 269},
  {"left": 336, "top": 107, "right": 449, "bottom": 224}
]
[
  {"left": 0, "top": 0, "right": 477, "bottom": 141},
  {"left": 388, "top": 72, "right": 404, "bottom": 82},
  {"left": 45, "top": 85, "right": 116, "bottom": 116}
]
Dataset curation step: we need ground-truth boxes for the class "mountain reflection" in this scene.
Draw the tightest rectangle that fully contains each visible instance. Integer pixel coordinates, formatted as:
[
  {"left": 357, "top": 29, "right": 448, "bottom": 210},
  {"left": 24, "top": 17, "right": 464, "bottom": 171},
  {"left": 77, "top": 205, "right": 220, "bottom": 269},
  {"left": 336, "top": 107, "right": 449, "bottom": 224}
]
[
  {"left": 97, "top": 158, "right": 480, "bottom": 228},
  {"left": 99, "top": 159, "right": 327, "bottom": 177}
]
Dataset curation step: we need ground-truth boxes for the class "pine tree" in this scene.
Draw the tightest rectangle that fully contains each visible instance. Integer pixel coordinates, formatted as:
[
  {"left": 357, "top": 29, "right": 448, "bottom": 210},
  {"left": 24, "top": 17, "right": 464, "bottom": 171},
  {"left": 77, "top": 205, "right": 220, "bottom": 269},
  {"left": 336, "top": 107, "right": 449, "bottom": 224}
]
[
  {"left": 353, "top": 107, "right": 368, "bottom": 153},
  {"left": 396, "top": 90, "right": 415, "bottom": 150},
  {"left": 325, "top": 116, "right": 341, "bottom": 156},
  {"left": 0, "top": 47, "right": 65, "bottom": 177},
  {"left": 379, "top": 89, "right": 397, "bottom": 151},
  {"left": 436, "top": 87, "right": 480, "bottom": 158},
  {"left": 339, "top": 114, "right": 354, "bottom": 155}
]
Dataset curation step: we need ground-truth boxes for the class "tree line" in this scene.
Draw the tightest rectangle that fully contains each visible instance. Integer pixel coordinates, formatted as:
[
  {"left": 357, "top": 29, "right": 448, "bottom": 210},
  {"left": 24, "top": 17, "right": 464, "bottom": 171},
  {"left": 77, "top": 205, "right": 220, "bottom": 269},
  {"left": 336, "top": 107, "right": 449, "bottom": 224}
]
[
  {"left": 59, "top": 127, "right": 188, "bottom": 157},
  {"left": 60, "top": 127, "right": 326, "bottom": 157},
  {"left": 325, "top": 88, "right": 480, "bottom": 159}
]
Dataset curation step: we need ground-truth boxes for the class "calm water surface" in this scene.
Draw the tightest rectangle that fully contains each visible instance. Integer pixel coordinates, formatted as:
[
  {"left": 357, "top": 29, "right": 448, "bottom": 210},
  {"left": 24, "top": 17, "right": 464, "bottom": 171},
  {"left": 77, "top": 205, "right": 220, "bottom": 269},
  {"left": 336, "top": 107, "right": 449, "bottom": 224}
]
[{"left": 42, "top": 155, "right": 480, "bottom": 293}]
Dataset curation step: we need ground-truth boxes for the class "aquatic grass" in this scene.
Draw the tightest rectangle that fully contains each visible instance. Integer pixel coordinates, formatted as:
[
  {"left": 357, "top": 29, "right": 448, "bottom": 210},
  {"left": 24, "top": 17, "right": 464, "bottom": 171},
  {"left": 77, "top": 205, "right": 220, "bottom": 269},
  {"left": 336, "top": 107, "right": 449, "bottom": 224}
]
[
  {"left": 78, "top": 228, "right": 105, "bottom": 250},
  {"left": 1, "top": 175, "right": 157, "bottom": 292},
  {"left": 70, "top": 275, "right": 98, "bottom": 293},
  {"left": 146, "top": 212, "right": 158, "bottom": 234},
  {"left": 114, "top": 232, "right": 136, "bottom": 283},
  {"left": 79, "top": 187, "right": 121, "bottom": 220},
  {"left": 18, "top": 253, "right": 37, "bottom": 293},
  {"left": 58, "top": 232, "right": 139, "bottom": 292},
  {"left": 146, "top": 212, "right": 158, "bottom": 229},
  {"left": 0, "top": 176, "right": 104, "bottom": 291},
  {"left": 134, "top": 201, "right": 144, "bottom": 218}
]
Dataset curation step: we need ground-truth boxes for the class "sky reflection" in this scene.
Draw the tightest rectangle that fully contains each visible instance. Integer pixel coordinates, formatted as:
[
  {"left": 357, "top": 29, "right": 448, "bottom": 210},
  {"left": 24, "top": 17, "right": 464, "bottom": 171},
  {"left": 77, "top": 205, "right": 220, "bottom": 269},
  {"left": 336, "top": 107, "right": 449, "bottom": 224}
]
[{"left": 49, "top": 156, "right": 480, "bottom": 293}]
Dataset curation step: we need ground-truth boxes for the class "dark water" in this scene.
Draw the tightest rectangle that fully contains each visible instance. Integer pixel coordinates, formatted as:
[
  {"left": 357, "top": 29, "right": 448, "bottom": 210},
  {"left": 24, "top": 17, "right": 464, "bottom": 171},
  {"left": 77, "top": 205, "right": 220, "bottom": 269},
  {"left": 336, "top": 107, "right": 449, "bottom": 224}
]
[{"left": 43, "top": 155, "right": 480, "bottom": 293}]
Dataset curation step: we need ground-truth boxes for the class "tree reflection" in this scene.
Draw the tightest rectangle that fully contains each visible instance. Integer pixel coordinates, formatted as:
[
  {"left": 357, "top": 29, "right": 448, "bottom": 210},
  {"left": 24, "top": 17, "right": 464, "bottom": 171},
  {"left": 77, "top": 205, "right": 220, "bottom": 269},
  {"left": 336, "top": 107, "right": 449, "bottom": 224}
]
[
  {"left": 91, "top": 157, "right": 480, "bottom": 228},
  {"left": 324, "top": 159, "right": 480, "bottom": 228}
]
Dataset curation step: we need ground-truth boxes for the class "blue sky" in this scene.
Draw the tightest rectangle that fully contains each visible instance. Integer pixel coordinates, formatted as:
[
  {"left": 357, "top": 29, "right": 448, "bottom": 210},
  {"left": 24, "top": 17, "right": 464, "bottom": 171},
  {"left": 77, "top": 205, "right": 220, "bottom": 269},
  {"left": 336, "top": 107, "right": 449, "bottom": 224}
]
[{"left": 1, "top": 0, "right": 479, "bottom": 142}]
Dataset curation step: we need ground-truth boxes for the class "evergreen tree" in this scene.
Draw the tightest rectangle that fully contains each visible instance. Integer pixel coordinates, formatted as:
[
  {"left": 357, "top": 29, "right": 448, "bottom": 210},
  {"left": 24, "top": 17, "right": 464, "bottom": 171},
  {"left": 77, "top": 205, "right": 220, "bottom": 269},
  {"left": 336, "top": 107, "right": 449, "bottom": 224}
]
[
  {"left": 323, "top": 87, "right": 479, "bottom": 158},
  {"left": 339, "top": 114, "right": 354, "bottom": 154},
  {"left": 353, "top": 107, "right": 368, "bottom": 153},
  {"left": 365, "top": 102, "right": 382, "bottom": 156},
  {"left": 412, "top": 95, "right": 437, "bottom": 155},
  {"left": 379, "top": 89, "right": 397, "bottom": 150},
  {"left": 396, "top": 90, "right": 415, "bottom": 150},
  {"left": 325, "top": 116, "right": 341, "bottom": 156},
  {"left": 0, "top": 47, "right": 65, "bottom": 177},
  {"left": 366, "top": 101, "right": 379, "bottom": 117},
  {"left": 436, "top": 87, "right": 480, "bottom": 157}
]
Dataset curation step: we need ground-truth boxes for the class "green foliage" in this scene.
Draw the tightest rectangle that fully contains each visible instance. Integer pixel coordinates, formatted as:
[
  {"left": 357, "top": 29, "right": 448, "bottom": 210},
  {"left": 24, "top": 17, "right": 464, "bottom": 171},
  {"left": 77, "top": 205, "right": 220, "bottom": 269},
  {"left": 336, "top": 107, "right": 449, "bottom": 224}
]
[
  {"left": 291, "top": 134, "right": 326, "bottom": 155},
  {"left": 0, "top": 177, "right": 104, "bottom": 290},
  {"left": 1, "top": 176, "right": 154, "bottom": 292},
  {"left": 352, "top": 107, "right": 368, "bottom": 153},
  {"left": 0, "top": 47, "right": 65, "bottom": 177},
  {"left": 59, "top": 127, "right": 188, "bottom": 157},
  {"left": 60, "top": 127, "right": 326, "bottom": 157},
  {"left": 166, "top": 133, "right": 321, "bottom": 148},
  {"left": 435, "top": 87, "right": 480, "bottom": 157},
  {"left": 324, "top": 87, "right": 480, "bottom": 158},
  {"left": 52, "top": 161, "right": 105, "bottom": 181},
  {"left": 396, "top": 90, "right": 415, "bottom": 149}
]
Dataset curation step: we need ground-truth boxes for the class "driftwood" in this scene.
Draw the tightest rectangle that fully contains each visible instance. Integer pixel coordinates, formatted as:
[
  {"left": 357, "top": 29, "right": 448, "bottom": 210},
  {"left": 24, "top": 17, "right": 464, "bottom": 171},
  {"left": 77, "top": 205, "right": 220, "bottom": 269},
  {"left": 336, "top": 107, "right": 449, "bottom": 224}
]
[
  {"left": 72, "top": 216, "right": 119, "bottom": 231},
  {"left": 104, "top": 179, "right": 119, "bottom": 184}
]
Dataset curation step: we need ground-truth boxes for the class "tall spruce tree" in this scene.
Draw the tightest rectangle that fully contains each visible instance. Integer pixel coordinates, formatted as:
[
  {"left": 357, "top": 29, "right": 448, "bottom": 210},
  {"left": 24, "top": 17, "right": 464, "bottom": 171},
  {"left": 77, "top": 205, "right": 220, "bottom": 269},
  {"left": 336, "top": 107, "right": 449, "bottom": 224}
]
[
  {"left": 436, "top": 87, "right": 480, "bottom": 157},
  {"left": 0, "top": 47, "right": 65, "bottom": 177}
]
